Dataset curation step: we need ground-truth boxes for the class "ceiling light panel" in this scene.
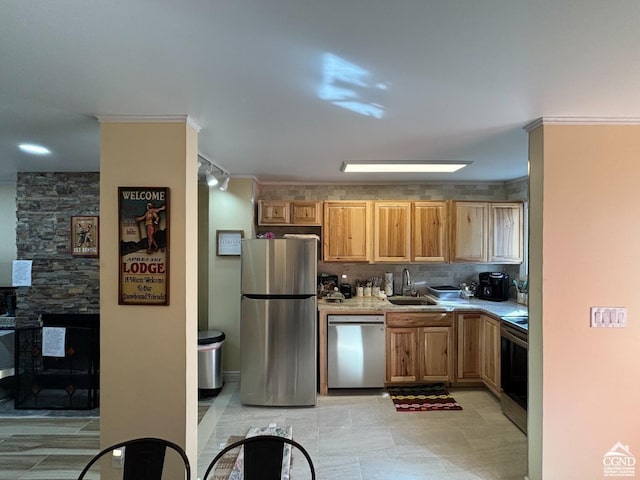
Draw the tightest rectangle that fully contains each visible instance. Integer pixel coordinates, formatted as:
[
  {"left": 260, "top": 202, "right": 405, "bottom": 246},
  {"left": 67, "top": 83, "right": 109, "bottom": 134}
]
[{"left": 341, "top": 161, "right": 471, "bottom": 173}]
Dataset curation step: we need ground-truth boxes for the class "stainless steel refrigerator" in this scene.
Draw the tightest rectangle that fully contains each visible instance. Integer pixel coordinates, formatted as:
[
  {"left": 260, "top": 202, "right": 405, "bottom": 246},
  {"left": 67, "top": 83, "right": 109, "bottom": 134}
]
[{"left": 240, "top": 238, "right": 317, "bottom": 406}]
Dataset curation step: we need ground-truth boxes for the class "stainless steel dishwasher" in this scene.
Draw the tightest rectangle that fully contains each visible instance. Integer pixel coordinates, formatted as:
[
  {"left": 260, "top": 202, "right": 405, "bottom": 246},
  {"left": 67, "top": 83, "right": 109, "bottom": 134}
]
[{"left": 327, "top": 314, "right": 385, "bottom": 388}]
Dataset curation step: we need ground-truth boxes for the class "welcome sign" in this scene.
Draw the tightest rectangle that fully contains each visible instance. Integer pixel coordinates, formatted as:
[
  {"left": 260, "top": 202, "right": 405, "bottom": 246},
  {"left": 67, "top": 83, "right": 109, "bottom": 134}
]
[{"left": 118, "top": 187, "right": 169, "bottom": 305}]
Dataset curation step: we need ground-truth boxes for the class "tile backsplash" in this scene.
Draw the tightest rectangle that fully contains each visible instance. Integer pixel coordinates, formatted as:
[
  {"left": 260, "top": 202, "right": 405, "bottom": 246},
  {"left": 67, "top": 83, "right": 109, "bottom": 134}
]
[
  {"left": 257, "top": 178, "right": 528, "bottom": 202},
  {"left": 319, "top": 262, "right": 521, "bottom": 298}
]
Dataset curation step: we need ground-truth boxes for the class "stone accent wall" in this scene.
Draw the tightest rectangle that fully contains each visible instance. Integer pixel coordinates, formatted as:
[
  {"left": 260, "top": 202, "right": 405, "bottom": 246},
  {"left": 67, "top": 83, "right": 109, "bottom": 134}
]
[{"left": 15, "top": 172, "right": 100, "bottom": 318}]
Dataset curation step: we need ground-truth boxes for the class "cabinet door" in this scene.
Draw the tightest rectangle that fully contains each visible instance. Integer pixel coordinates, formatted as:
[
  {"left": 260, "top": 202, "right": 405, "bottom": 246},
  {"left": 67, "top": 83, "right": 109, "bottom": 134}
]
[
  {"left": 412, "top": 201, "right": 448, "bottom": 262},
  {"left": 419, "top": 326, "right": 453, "bottom": 382},
  {"left": 323, "top": 201, "right": 371, "bottom": 262},
  {"left": 386, "top": 327, "right": 419, "bottom": 383},
  {"left": 258, "top": 200, "right": 290, "bottom": 225},
  {"left": 452, "top": 202, "right": 489, "bottom": 262},
  {"left": 456, "top": 313, "right": 482, "bottom": 381},
  {"left": 481, "top": 315, "right": 501, "bottom": 395},
  {"left": 373, "top": 201, "right": 411, "bottom": 262},
  {"left": 490, "top": 202, "right": 523, "bottom": 263},
  {"left": 291, "top": 202, "right": 322, "bottom": 225}
]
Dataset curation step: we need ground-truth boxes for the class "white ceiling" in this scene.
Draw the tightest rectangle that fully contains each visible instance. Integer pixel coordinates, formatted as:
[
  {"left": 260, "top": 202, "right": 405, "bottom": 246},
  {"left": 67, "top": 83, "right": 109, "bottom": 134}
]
[{"left": 2, "top": 1, "right": 640, "bottom": 185}]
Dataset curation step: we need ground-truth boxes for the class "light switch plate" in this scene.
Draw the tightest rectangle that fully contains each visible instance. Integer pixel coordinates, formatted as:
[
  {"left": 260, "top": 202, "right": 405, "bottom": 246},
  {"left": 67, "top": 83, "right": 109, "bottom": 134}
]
[{"left": 590, "top": 307, "right": 627, "bottom": 328}]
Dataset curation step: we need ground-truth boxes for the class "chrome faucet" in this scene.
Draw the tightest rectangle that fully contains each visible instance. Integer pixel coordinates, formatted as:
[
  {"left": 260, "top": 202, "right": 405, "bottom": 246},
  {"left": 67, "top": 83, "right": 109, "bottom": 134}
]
[{"left": 402, "top": 268, "right": 411, "bottom": 296}]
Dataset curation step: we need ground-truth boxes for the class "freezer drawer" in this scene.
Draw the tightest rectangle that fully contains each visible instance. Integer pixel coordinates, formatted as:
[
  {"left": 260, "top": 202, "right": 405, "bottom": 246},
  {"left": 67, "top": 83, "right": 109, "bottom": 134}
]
[
  {"left": 328, "top": 316, "right": 385, "bottom": 388},
  {"left": 240, "top": 296, "right": 317, "bottom": 406}
]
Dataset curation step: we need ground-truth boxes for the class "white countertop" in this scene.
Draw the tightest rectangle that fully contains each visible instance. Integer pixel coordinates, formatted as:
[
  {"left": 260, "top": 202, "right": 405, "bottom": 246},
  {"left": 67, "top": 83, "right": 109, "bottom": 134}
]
[{"left": 318, "top": 295, "right": 528, "bottom": 319}]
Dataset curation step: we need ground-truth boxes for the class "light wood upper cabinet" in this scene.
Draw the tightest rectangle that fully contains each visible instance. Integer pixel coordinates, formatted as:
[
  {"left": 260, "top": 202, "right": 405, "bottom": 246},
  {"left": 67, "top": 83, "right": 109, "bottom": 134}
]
[
  {"left": 481, "top": 315, "right": 501, "bottom": 396},
  {"left": 291, "top": 201, "right": 322, "bottom": 225},
  {"left": 451, "top": 202, "right": 489, "bottom": 262},
  {"left": 386, "top": 312, "right": 454, "bottom": 384},
  {"left": 490, "top": 202, "right": 523, "bottom": 263},
  {"left": 323, "top": 201, "right": 372, "bottom": 262},
  {"left": 258, "top": 200, "right": 290, "bottom": 225},
  {"left": 262, "top": 197, "right": 523, "bottom": 264},
  {"left": 412, "top": 201, "right": 448, "bottom": 262},
  {"left": 373, "top": 201, "right": 411, "bottom": 262},
  {"left": 258, "top": 200, "right": 322, "bottom": 226}
]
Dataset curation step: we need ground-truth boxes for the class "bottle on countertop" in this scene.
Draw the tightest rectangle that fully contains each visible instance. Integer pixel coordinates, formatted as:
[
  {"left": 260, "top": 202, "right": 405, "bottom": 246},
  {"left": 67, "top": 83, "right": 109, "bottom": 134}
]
[{"left": 384, "top": 272, "right": 394, "bottom": 296}]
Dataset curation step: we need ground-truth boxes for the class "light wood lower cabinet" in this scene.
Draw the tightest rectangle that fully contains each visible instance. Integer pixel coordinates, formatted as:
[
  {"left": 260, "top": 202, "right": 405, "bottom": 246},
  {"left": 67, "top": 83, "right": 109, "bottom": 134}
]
[
  {"left": 419, "top": 326, "right": 454, "bottom": 382},
  {"left": 481, "top": 315, "right": 501, "bottom": 395},
  {"left": 386, "top": 312, "right": 454, "bottom": 384},
  {"left": 455, "top": 312, "right": 501, "bottom": 396},
  {"left": 456, "top": 312, "right": 482, "bottom": 382},
  {"left": 385, "top": 327, "right": 419, "bottom": 382}
]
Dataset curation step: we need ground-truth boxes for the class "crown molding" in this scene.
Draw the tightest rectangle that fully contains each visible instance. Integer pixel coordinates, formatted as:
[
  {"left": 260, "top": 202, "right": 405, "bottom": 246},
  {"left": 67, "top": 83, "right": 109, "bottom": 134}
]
[
  {"left": 524, "top": 116, "right": 640, "bottom": 132},
  {"left": 95, "top": 115, "right": 201, "bottom": 132}
]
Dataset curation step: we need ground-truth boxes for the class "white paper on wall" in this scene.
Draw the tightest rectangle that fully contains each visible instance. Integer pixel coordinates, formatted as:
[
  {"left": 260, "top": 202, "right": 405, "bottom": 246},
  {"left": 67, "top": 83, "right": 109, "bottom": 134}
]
[
  {"left": 12, "top": 260, "right": 32, "bottom": 287},
  {"left": 42, "top": 327, "right": 66, "bottom": 357}
]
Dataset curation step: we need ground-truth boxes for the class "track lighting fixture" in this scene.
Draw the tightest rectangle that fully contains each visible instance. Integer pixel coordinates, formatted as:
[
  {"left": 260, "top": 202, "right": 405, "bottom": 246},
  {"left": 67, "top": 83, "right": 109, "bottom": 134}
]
[{"left": 198, "top": 154, "right": 230, "bottom": 190}]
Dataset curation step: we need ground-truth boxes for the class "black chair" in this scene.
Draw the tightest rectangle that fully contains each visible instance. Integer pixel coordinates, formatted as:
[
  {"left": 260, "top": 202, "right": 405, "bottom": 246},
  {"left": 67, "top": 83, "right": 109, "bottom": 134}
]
[
  {"left": 77, "top": 437, "right": 191, "bottom": 480},
  {"left": 203, "top": 434, "right": 316, "bottom": 480}
]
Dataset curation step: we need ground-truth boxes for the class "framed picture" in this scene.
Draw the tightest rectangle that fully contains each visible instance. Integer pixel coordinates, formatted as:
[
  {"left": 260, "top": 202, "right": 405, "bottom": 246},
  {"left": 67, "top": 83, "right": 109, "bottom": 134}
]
[
  {"left": 216, "top": 230, "right": 243, "bottom": 256},
  {"left": 118, "top": 187, "right": 169, "bottom": 305},
  {"left": 71, "top": 216, "right": 99, "bottom": 257}
]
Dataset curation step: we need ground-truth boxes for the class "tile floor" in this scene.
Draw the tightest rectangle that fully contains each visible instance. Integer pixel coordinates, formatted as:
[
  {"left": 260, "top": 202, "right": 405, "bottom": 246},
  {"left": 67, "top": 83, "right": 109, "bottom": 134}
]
[{"left": 0, "top": 382, "right": 527, "bottom": 479}]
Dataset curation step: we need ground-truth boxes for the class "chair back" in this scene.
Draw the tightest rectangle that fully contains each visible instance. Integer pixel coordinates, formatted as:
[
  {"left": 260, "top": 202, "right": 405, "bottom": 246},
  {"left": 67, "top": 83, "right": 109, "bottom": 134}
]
[
  {"left": 77, "top": 437, "right": 191, "bottom": 480},
  {"left": 203, "top": 434, "right": 315, "bottom": 480}
]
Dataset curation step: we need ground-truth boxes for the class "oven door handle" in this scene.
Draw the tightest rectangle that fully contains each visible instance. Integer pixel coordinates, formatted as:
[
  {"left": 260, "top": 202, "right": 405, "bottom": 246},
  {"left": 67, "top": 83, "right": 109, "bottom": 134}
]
[{"left": 501, "top": 328, "right": 528, "bottom": 350}]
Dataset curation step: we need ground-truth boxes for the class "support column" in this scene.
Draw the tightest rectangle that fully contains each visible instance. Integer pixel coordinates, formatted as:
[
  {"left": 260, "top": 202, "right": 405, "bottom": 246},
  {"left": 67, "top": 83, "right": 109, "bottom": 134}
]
[
  {"left": 98, "top": 116, "right": 199, "bottom": 476},
  {"left": 527, "top": 118, "right": 640, "bottom": 479}
]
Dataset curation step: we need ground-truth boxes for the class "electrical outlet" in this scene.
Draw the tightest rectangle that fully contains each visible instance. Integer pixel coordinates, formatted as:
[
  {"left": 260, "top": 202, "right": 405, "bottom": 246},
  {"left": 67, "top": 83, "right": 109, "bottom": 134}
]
[
  {"left": 590, "top": 307, "right": 627, "bottom": 328},
  {"left": 112, "top": 448, "right": 124, "bottom": 468}
]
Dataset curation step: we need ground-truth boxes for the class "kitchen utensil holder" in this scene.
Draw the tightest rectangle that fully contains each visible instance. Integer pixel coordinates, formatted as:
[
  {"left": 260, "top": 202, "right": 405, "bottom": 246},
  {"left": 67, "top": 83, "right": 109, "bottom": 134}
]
[{"left": 517, "top": 292, "right": 528, "bottom": 305}]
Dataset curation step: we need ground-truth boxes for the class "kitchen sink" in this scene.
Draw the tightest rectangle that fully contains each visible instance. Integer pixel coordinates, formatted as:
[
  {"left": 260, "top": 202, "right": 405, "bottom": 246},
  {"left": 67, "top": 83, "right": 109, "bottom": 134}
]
[{"left": 387, "top": 296, "right": 438, "bottom": 306}]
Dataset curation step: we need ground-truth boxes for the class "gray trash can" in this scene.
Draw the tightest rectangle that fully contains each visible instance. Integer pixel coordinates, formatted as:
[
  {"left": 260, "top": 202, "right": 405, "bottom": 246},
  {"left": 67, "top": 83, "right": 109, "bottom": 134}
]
[{"left": 198, "top": 330, "right": 225, "bottom": 397}]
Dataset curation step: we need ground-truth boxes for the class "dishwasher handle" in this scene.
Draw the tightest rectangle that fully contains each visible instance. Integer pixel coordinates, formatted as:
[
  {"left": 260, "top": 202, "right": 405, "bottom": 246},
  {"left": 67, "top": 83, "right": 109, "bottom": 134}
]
[
  {"left": 327, "top": 315, "right": 385, "bottom": 326},
  {"left": 328, "top": 321, "right": 384, "bottom": 326}
]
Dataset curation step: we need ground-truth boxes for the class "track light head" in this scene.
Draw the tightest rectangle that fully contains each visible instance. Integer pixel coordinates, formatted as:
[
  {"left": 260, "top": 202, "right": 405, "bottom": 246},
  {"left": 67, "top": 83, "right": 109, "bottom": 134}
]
[
  {"left": 218, "top": 175, "right": 230, "bottom": 191},
  {"left": 205, "top": 171, "right": 219, "bottom": 186}
]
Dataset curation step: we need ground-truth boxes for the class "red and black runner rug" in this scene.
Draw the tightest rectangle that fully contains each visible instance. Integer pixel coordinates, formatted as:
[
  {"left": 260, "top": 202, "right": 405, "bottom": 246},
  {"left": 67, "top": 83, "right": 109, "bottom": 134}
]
[{"left": 387, "top": 384, "right": 463, "bottom": 412}]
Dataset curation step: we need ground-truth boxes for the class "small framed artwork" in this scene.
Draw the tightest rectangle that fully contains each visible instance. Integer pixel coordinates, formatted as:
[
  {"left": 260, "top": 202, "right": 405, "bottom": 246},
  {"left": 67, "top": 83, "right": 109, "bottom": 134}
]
[
  {"left": 216, "top": 230, "right": 244, "bottom": 256},
  {"left": 71, "top": 216, "right": 99, "bottom": 257}
]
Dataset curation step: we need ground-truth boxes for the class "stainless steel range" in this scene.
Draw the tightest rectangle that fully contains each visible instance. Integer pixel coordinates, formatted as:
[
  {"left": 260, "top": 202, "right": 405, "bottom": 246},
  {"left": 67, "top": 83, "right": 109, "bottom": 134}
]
[{"left": 500, "top": 315, "right": 528, "bottom": 433}]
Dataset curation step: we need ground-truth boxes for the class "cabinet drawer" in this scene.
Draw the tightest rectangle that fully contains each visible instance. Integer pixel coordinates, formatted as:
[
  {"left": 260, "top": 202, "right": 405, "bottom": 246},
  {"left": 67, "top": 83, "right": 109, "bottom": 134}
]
[{"left": 386, "top": 312, "right": 452, "bottom": 328}]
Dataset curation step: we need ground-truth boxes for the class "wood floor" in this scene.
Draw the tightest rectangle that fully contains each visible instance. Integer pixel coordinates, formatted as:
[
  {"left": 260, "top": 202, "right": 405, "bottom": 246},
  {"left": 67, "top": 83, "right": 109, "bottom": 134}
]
[{"left": 0, "top": 382, "right": 527, "bottom": 479}]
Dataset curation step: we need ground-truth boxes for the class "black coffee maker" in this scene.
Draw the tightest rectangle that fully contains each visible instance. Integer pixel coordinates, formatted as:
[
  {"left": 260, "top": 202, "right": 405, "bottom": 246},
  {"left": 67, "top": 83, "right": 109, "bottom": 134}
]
[{"left": 478, "top": 272, "right": 510, "bottom": 301}]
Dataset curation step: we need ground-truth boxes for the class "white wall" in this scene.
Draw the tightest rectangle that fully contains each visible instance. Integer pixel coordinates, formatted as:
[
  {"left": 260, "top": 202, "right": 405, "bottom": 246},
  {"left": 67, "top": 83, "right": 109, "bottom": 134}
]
[
  {"left": 0, "top": 184, "right": 17, "bottom": 285},
  {"left": 207, "top": 178, "right": 255, "bottom": 372},
  {"left": 529, "top": 122, "right": 640, "bottom": 479}
]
